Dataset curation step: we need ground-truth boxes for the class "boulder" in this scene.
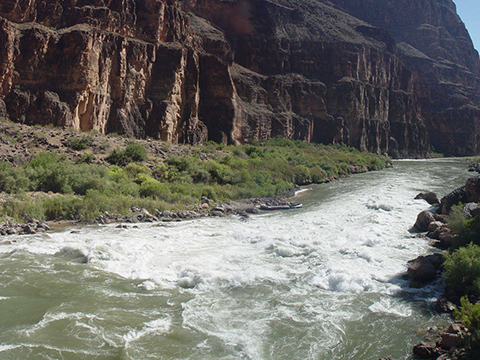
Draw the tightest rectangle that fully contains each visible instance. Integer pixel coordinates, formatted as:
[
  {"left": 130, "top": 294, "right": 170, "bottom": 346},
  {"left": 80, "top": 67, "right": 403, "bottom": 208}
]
[
  {"left": 435, "top": 298, "right": 456, "bottom": 313},
  {"left": 437, "top": 232, "right": 454, "bottom": 249},
  {"left": 414, "top": 211, "right": 435, "bottom": 232},
  {"left": 433, "top": 214, "right": 448, "bottom": 223},
  {"left": 412, "top": 342, "right": 438, "bottom": 359},
  {"left": 414, "top": 192, "right": 440, "bottom": 205},
  {"left": 438, "top": 186, "right": 467, "bottom": 215},
  {"left": 22, "top": 224, "right": 36, "bottom": 234},
  {"left": 210, "top": 210, "right": 225, "bottom": 217},
  {"left": 466, "top": 176, "right": 480, "bottom": 203},
  {"left": 407, "top": 254, "right": 443, "bottom": 286},
  {"left": 161, "top": 210, "right": 173, "bottom": 218},
  {"left": 37, "top": 222, "right": 50, "bottom": 231},
  {"left": 462, "top": 202, "right": 480, "bottom": 219},
  {"left": 440, "top": 332, "right": 463, "bottom": 349},
  {"left": 427, "top": 221, "right": 444, "bottom": 232},
  {"left": 426, "top": 253, "right": 445, "bottom": 269},
  {"left": 129, "top": 212, "right": 144, "bottom": 223}
]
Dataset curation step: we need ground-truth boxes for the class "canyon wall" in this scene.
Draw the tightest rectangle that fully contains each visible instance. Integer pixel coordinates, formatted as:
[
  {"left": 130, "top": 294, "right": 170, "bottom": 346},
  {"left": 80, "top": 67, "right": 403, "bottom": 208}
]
[{"left": 0, "top": 0, "right": 479, "bottom": 157}]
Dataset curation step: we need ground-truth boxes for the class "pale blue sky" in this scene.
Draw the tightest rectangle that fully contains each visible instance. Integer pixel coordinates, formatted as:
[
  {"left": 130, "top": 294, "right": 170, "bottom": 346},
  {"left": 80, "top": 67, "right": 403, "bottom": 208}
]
[{"left": 454, "top": 0, "right": 480, "bottom": 52}]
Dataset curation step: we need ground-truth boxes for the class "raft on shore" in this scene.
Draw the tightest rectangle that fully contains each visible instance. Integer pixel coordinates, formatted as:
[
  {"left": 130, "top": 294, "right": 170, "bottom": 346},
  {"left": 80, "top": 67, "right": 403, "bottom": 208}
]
[{"left": 259, "top": 202, "right": 303, "bottom": 210}]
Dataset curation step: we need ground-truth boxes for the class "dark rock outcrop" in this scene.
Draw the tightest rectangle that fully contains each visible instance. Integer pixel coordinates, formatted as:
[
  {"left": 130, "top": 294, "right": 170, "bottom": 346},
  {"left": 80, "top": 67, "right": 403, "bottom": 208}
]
[
  {"left": 0, "top": 0, "right": 479, "bottom": 156},
  {"left": 438, "top": 186, "right": 467, "bottom": 215},
  {"left": 407, "top": 253, "right": 444, "bottom": 287},
  {"left": 415, "top": 192, "right": 440, "bottom": 205},
  {"left": 413, "top": 323, "right": 470, "bottom": 359},
  {"left": 466, "top": 176, "right": 480, "bottom": 203}
]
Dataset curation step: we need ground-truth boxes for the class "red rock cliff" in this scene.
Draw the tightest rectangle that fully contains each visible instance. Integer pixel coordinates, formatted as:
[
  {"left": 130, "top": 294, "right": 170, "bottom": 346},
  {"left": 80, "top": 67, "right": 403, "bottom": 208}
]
[{"left": 0, "top": 0, "right": 478, "bottom": 157}]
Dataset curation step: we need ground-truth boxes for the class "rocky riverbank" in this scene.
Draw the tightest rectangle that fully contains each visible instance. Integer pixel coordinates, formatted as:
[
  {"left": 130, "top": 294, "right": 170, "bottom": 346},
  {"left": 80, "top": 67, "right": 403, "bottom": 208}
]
[
  {"left": 0, "top": 188, "right": 303, "bottom": 236},
  {"left": 403, "top": 171, "right": 480, "bottom": 360}
]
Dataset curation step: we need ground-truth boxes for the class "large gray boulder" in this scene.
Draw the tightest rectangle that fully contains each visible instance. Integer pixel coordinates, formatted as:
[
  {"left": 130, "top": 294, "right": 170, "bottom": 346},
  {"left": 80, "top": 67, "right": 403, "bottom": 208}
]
[{"left": 414, "top": 210, "right": 435, "bottom": 232}]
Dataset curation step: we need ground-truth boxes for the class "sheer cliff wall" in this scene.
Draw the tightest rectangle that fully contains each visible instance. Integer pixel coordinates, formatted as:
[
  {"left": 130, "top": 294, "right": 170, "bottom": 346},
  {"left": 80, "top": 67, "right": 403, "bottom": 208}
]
[{"left": 0, "top": 0, "right": 479, "bottom": 157}]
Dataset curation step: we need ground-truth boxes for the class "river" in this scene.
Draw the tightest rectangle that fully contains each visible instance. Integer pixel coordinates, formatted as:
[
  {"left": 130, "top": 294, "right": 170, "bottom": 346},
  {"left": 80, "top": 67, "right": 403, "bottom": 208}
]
[{"left": 0, "top": 159, "right": 474, "bottom": 359}]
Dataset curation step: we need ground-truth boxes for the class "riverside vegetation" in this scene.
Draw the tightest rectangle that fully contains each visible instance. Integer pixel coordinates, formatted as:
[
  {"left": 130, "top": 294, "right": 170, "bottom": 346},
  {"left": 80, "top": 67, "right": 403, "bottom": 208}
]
[
  {"left": 444, "top": 205, "right": 480, "bottom": 357},
  {"left": 0, "top": 120, "right": 390, "bottom": 223}
]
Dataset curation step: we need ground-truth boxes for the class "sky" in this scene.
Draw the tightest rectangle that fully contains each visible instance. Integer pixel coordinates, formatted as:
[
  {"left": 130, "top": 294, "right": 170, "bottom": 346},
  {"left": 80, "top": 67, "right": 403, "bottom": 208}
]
[{"left": 454, "top": 0, "right": 480, "bottom": 51}]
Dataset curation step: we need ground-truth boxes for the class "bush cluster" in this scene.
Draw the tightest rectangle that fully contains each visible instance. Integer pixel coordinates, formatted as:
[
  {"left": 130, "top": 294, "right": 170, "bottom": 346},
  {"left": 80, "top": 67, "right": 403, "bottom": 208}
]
[
  {"left": 443, "top": 204, "right": 480, "bottom": 355},
  {"left": 454, "top": 296, "right": 480, "bottom": 355},
  {"left": 106, "top": 143, "right": 147, "bottom": 166},
  {"left": 444, "top": 206, "right": 480, "bottom": 297},
  {"left": 0, "top": 140, "right": 390, "bottom": 222},
  {"left": 67, "top": 135, "right": 92, "bottom": 151},
  {"left": 443, "top": 243, "right": 480, "bottom": 297},
  {"left": 447, "top": 205, "right": 480, "bottom": 249}
]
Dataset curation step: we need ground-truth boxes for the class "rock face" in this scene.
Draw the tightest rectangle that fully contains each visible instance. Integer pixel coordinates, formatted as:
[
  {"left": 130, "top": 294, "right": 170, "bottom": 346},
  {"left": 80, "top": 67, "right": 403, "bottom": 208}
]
[
  {"left": 407, "top": 253, "right": 444, "bottom": 287},
  {"left": 0, "top": 0, "right": 479, "bottom": 156}
]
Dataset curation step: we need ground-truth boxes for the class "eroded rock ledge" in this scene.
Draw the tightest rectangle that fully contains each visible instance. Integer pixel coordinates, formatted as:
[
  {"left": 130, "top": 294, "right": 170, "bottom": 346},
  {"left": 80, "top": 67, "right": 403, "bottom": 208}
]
[{"left": 0, "top": 0, "right": 479, "bottom": 157}]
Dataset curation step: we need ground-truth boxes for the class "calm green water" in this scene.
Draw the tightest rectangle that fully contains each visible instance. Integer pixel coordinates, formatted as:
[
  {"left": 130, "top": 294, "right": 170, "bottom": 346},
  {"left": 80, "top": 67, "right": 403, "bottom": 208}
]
[{"left": 0, "top": 159, "right": 473, "bottom": 359}]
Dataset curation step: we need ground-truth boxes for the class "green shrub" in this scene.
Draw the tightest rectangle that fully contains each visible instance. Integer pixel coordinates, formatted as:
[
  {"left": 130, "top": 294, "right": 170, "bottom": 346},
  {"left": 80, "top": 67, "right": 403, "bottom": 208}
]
[
  {"left": 77, "top": 153, "right": 95, "bottom": 164},
  {"left": 105, "top": 149, "right": 124, "bottom": 166},
  {"left": 26, "top": 152, "right": 72, "bottom": 193},
  {"left": 124, "top": 143, "right": 147, "bottom": 162},
  {"left": 29, "top": 151, "right": 62, "bottom": 169},
  {"left": 139, "top": 178, "right": 171, "bottom": 199},
  {"left": 166, "top": 155, "right": 193, "bottom": 172},
  {"left": 232, "top": 148, "right": 248, "bottom": 159},
  {"left": 151, "top": 161, "right": 172, "bottom": 181},
  {"left": 448, "top": 206, "right": 480, "bottom": 249},
  {"left": 245, "top": 145, "right": 263, "bottom": 158},
  {"left": 106, "top": 143, "right": 146, "bottom": 166},
  {"left": 125, "top": 163, "right": 150, "bottom": 178},
  {"left": 0, "top": 162, "right": 30, "bottom": 192},
  {"left": 69, "top": 164, "right": 107, "bottom": 196},
  {"left": 294, "top": 165, "right": 311, "bottom": 185},
  {"left": 207, "top": 161, "right": 237, "bottom": 184},
  {"left": 454, "top": 296, "right": 480, "bottom": 353},
  {"left": 43, "top": 196, "right": 82, "bottom": 220},
  {"left": 67, "top": 135, "right": 91, "bottom": 150},
  {"left": 192, "top": 168, "right": 211, "bottom": 183},
  {"left": 310, "top": 166, "right": 327, "bottom": 183},
  {"left": 443, "top": 243, "right": 480, "bottom": 297},
  {"left": 0, "top": 197, "right": 46, "bottom": 221}
]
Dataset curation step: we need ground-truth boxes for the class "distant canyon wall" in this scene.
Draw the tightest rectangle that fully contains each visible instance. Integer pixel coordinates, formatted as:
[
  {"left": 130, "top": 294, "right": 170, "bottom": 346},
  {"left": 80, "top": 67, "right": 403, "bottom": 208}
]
[{"left": 0, "top": 0, "right": 479, "bottom": 157}]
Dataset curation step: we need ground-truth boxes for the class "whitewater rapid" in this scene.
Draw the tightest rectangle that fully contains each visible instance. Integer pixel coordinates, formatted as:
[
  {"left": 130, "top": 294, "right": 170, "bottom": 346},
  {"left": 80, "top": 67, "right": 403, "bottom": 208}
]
[{"left": 0, "top": 159, "right": 473, "bottom": 359}]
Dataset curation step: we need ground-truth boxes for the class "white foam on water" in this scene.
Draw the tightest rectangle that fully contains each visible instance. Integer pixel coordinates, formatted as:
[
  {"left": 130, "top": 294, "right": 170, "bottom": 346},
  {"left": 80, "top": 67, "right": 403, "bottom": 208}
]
[
  {"left": 18, "top": 311, "right": 105, "bottom": 336},
  {"left": 123, "top": 317, "right": 172, "bottom": 346},
  {"left": 369, "top": 298, "right": 413, "bottom": 318},
  {"left": 0, "top": 344, "right": 21, "bottom": 352}
]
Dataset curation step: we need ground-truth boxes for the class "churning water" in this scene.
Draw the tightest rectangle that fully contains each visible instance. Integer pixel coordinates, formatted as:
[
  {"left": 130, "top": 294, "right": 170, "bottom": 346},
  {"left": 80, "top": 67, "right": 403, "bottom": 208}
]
[{"left": 0, "top": 159, "right": 474, "bottom": 359}]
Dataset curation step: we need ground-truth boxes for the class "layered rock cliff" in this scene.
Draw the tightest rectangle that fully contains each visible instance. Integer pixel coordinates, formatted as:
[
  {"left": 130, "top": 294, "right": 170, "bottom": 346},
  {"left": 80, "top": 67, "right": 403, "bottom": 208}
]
[{"left": 0, "top": 0, "right": 479, "bottom": 157}]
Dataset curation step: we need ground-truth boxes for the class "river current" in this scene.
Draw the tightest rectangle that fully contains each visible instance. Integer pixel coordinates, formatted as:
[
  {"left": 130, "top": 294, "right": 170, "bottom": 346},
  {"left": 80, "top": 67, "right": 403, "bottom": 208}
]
[{"left": 0, "top": 159, "right": 474, "bottom": 359}]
